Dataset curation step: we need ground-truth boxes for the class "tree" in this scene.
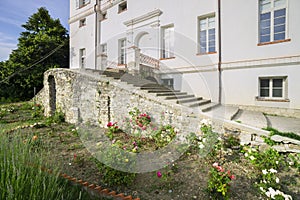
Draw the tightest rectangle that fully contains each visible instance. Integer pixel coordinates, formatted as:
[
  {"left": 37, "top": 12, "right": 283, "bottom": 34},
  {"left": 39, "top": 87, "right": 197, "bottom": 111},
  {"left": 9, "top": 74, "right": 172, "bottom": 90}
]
[{"left": 0, "top": 7, "right": 69, "bottom": 101}]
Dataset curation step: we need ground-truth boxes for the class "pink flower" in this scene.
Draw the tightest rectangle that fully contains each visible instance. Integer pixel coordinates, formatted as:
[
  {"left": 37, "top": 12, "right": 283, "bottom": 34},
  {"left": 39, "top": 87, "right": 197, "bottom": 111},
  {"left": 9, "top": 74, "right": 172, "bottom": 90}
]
[
  {"left": 157, "top": 171, "right": 162, "bottom": 178},
  {"left": 212, "top": 162, "right": 218, "bottom": 167},
  {"left": 230, "top": 175, "right": 235, "bottom": 180},
  {"left": 107, "top": 122, "right": 113, "bottom": 127},
  {"left": 217, "top": 166, "right": 224, "bottom": 172},
  {"left": 142, "top": 126, "right": 147, "bottom": 130}
]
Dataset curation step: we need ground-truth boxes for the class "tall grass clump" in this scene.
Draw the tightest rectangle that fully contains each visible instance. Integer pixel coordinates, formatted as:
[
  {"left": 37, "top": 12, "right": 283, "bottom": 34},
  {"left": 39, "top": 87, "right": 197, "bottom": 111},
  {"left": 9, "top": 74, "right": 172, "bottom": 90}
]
[{"left": 0, "top": 132, "right": 90, "bottom": 200}]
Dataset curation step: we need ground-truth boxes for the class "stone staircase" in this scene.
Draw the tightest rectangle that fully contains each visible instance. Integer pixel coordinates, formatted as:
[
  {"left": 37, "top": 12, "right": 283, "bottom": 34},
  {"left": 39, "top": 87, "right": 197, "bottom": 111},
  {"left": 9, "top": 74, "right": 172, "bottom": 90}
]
[{"left": 86, "top": 68, "right": 219, "bottom": 112}]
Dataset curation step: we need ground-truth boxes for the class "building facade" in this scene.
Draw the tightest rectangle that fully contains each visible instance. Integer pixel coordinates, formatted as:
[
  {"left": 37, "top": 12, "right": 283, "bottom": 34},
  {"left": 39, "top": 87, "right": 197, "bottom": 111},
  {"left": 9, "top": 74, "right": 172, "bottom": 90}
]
[{"left": 69, "top": 0, "right": 300, "bottom": 111}]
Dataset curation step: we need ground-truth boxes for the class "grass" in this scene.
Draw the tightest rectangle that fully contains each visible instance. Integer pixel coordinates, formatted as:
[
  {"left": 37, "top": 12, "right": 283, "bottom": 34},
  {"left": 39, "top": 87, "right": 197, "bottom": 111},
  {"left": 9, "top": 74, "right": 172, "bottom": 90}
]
[
  {"left": 0, "top": 102, "right": 98, "bottom": 200},
  {"left": 264, "top": 127, "right": 300, "bottom": 141}
]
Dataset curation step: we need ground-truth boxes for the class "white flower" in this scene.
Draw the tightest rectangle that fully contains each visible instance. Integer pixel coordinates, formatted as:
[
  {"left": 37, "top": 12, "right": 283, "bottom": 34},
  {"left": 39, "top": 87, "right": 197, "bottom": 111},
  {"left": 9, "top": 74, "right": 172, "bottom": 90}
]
[
  {"left": 199, "top": 143, "right": 205, "bottom": 149},
  {"left": 245, "top": 153, "right": 249, "bottom": 157},
  {"left": 289, "top": 161, "right": 294, "bottom": 166},
  {"left": 268, "top": 187, "right": 276, "bottom": 198},
  {"left": 262, "top": 169, "right": 268, "bottom": 175},
  {"left": 200, "top": 118, "right": 211, "bottom": 126},
  {"left": 276, "top": 161, "right": 279, "bottom": 165},
  {"left": 250, "top": 155, "right": 255, "bottom": 160},
  {"left": 217, "top": 137, "right": 222, "bottom": 141},
  {"left": 275, "top": 177, "right": 280, "bottom": 183},
  {"left": 260, "top": 187, "right": 266, "bottom": 192},
  {"left": 202, "top": 138, "right": 206, "bottom": 142},
  {"left": 269, "top": 168, "right": 277, "bottom": 173}
]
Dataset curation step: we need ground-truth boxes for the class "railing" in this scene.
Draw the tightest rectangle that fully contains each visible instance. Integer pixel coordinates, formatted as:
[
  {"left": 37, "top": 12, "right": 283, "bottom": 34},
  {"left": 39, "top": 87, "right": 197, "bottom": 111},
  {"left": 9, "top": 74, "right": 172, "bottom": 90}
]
[{"left": 140, "top": 53, "right": 160, "bottom": 69}]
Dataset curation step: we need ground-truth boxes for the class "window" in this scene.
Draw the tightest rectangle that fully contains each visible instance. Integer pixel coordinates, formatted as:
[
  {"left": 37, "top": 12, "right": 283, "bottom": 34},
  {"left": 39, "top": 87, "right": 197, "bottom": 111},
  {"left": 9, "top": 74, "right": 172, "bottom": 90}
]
[
  {"left": 259, "top": 77, "right": 286, "bottom": 98},
  {"left": 100, "top": 44, "right": 107, "bottom": 56},
  {"left": 118, "top": 39, "right": 126, "bottom": 65},
  {"left": 80, "top": 48, "right": 86, "bottom": 68},
  {"left": 76, "top": 0, "right": 90, "bottom": 8},
  {"left": 79, "top": 18, "right": 86, "bottom": 27},
  {"left": 259, "top": 0, "right": 287, "bottom": 43},
  {"left": 198, "top": 15, "right": 216, "bottom": 54},
  {"left": 162, "top": 79, "right": 174, "bottom": 89},
  {"left": 118, "top": 1, "right": 127, "bottom": 13},
  {"left": 161, "top": 25, "right": 175, "bottom": 59}
]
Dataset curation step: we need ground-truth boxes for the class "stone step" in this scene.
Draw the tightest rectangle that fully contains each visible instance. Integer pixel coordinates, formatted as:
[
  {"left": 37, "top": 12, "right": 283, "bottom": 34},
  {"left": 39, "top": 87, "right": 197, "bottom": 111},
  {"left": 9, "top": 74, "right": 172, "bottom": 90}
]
[
  {"left": 201, "top": 102, "right": 220, "bottom": 112},
  {"left": 140, "top": 86, "right": 166, "bottom": 90},
  {"left": 156, "top": 92, "right": 188, "bottom": 96},
  {"left": 185, "top": 99, "right": 212, "bottom": 108},
  {"left": 205, "top": 105, "right": 239, "bottom": 120},
  {"left": 166, "top": 94, "right": 196, "bottom": 100},
  {"left": 232, "top": 110, "right": 268, "bottom": 129},
  {"left": 176, "top": 97, "right": 203, "bottom": 104},
  {"left": 148, "top": 89, "right": 178, "bottom": 93}
]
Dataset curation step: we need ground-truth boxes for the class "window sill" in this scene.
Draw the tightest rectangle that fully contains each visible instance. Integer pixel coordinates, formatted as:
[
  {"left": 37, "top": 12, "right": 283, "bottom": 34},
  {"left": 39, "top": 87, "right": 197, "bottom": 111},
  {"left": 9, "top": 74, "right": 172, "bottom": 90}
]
[
  {"left": 257, "top": 39, "right": 291, "bottom": 46},
  {"left": 256, "top": 97, "right": 290, "bottom": 102},
  {"left": 79, "top": 25, "right": 86, "bottom": 28},
  {"left": 117, "top": 64, "right": 127, "bottom": 67},
  {"left": 196, "top": 51, "right": 217, "bottom": 56},
  {"left": 100, "top": 18, "right": 107, "bottom": 21},
  {"left": 160, "top": 57, "right": 175, "bottom": 61}
]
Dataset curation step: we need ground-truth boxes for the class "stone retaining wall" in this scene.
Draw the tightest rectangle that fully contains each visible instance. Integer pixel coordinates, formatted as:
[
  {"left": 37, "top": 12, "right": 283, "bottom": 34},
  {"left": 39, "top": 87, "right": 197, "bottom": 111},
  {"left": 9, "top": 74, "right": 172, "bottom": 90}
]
[{"left": 36, "top": 68, "right": 273, "bottom": 146}]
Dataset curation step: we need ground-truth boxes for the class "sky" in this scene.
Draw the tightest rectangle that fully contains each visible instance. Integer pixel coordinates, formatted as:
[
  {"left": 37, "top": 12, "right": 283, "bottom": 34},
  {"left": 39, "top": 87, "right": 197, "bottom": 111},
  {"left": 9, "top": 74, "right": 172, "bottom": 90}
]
[{"left": 0, "top": 0, "right": 70, "bottom": 62}]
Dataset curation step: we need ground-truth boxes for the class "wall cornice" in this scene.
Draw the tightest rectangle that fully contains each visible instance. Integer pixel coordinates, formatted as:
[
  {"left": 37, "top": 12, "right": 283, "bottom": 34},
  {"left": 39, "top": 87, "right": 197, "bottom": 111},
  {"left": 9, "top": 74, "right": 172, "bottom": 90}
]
[{"left": 123, "top": 9, "right": 163, "bottom": 27}]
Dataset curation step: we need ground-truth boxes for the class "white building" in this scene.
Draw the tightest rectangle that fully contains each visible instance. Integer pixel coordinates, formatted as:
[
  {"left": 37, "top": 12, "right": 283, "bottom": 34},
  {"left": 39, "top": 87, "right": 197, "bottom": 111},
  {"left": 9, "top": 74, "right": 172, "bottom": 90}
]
[{"left": 69, "top": 0, "right": 300, "bottom": 113}]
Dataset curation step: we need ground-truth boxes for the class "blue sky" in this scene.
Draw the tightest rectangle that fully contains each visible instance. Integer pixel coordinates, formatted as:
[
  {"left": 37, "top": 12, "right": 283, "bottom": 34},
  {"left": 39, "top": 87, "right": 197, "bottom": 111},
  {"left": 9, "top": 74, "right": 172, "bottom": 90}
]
[{"left": 0, "top": 0, "right": 69, "bottom": 61}]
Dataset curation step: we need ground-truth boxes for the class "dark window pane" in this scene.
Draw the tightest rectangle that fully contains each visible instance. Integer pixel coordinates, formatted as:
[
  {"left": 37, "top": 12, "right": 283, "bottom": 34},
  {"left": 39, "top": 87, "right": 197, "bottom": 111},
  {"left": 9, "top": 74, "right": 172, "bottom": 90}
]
[
  {"left": 274, "top": 32, "right": 285, "bottom": 40},
  {"left": 209, "top": 46, "right": 215, "bottom": 53},
  {"left": 200, "top": 46, "right": 206, "bottom": 53},
  {"left": 261, "top": 28, "right": 270, "bottom": 35},
  {"left": 274, "top": 17, "right": 285, "bottom": 25},
  {"left": 260, "top": 79, "right": 270, "bottom": 87},
  {"left": 260, "top": 89, "right": 270, "bottom": 97},
  {"left": 260, "top": 20, "right": 271, "bottom": 28},
  {"left": 274, "top": 24, "right": 285, "bottom": 33},
  {"left": 260, "top": 35, "right": 270, "bottom": 43},
  {"left": 208, "top": 29, "right": 215, "bottom": 35},
  {"left": 273, "top": 89, "right": 283, "bottom": 97},
  {"left": 260, "top": 12, "right": 271, "bottom": 20},
  {"left": 274, "top": 8, "right": 286, "bottom": 18},
  {"left": 273, "top": 79, "right": 283, "bottom": 87}
]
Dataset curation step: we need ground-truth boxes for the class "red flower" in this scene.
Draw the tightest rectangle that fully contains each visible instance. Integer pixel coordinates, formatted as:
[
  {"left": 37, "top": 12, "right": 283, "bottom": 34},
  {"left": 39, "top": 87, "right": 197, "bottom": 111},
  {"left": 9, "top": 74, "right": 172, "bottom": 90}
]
[
  {"left": 107, "top": 122, "right": 114, "bottom": 127},
  {"left": 157, "top": 171, "right": 162, "bottom": 178},
  {"left": 230, "top": 175, "right": 235, "bottom": 180}
]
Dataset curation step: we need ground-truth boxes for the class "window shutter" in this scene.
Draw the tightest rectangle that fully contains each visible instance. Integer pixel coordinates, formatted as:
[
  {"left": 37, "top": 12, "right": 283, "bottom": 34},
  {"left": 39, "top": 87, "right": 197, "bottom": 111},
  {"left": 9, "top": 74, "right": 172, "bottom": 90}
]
[{"left": 75, "top": 0, "right": 79, "bottom": 8}]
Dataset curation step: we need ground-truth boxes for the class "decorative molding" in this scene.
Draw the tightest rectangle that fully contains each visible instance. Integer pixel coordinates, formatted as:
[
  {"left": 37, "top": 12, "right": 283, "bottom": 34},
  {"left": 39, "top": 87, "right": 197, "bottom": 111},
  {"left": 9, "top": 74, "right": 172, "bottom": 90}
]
[
  {"left": 69, "top": 5, "right": 100, "bottom": 24},
  {"left": 123, "top": 9, "right": 163, "bottom": 27}
]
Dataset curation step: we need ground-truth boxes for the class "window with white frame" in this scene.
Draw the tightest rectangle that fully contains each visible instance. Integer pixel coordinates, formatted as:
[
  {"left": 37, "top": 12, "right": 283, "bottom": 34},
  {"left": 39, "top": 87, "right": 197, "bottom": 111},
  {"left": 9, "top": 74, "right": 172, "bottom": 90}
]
[
  {"left": 118, "top": 39, "right": 126, "bottom": 65},
  {"left": 161, "top": 25, "right": 174, "bottom": 59},
  {"left": 79, "top": 48, "right": 86, "bottom": 68},
  {"left": 259, "top": 77, "right": 287, "bottom": 98},
  {"left": 259, "top": 0, "right": 287, "bottom": 43},
  {"left": 100, "top": 43, "right": 107, "bottom": 56},
  {"left": 199, "top": 15, "right": 216, "bottom": 54},
  {"left": 76, "top": 0, "right": 90, "bottom": 9}
]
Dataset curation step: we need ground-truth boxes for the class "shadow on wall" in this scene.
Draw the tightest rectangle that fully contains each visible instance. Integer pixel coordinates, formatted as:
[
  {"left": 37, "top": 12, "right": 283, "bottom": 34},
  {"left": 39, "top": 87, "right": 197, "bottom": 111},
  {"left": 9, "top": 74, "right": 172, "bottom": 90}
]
[{"left": 48, "top": 75, "right": 56, "bottom": 116}]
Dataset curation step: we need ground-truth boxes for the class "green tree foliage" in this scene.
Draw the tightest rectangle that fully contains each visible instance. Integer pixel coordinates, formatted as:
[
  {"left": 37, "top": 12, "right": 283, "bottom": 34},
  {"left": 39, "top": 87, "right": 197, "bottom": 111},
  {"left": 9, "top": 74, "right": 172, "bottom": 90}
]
[{"left": 0, "top": 7, "right": 69, "bottom": 101}]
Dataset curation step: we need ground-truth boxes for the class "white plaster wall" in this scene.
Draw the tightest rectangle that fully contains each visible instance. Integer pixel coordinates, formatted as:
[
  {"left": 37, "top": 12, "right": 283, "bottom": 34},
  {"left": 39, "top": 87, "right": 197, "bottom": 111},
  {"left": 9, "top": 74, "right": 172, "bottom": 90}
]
[
  {"left": 222, "top": 0, "right": 300, "bottom": 62},
  {"left": 223, "top": 64, "right": 300, "bottom": 109},
  {"left": 70, "top": 3, "right": 96, "bottom": 69}
]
